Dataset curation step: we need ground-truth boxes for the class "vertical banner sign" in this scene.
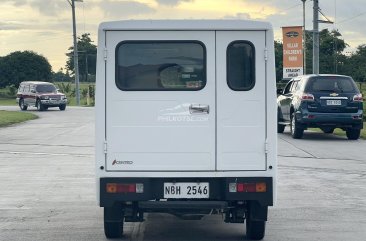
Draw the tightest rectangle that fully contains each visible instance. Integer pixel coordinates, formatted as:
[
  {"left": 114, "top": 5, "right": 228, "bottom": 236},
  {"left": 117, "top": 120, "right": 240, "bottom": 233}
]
[{"left": 282, "top": 26, "right": 303, "bottom": 79}]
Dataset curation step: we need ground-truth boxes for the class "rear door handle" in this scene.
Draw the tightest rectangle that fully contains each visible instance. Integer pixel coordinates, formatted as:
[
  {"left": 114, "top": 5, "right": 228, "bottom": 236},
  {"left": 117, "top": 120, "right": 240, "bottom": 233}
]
[{"left": 189, "top": 104, "right": 209, "bottom": 114}]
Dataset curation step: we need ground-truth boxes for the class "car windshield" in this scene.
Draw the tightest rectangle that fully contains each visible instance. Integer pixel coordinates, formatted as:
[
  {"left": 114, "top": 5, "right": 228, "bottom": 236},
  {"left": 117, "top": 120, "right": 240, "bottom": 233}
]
[
  {"left": 305, "top": 77, "right": 358, "bottom": 93},
  {"left": 36, "top": 84, "right": 56, "bottom": 93}
]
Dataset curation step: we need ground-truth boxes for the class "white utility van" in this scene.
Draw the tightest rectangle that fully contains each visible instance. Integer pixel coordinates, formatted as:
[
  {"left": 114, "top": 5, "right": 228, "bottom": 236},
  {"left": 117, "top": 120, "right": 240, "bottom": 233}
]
[{"left": 96, "top": 20, "right": 277, "bottom": 240}]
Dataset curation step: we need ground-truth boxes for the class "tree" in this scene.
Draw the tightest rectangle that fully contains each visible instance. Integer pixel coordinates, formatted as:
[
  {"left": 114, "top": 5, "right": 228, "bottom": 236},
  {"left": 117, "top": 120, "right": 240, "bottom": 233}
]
[
  {"left": 0, "top": 51, "right": 52, "bottom": 88},
  {"left": 66, "top": 33, "right": 97, "bottom": 82},
  {"left": 342, "top": 45, "right": 366, "bottom": 82},
  {"left": 305, "top": 29, "right": 347, "bottom": 74},
  {"left": 52, "top": 68, "right": 73, "bottom": 82},
  {"left": 274, "top": 41, "right": 283, "bottom": 82}
]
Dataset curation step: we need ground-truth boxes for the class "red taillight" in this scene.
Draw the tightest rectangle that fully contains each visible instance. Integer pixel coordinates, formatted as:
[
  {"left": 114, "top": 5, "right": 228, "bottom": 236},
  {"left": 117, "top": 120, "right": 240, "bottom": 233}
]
[
  {"left": 117, "top": 184, "right": 136, "bottom": 193},
  {"left": 106, "top": 183, "right": 144, "bottom": 193},
  {"left": 353, "top": 94, "right": 363, "bottom": 102},
  {"left": 230, "top": 183, "right": 267, "bottom": 193},
  {"left": 301, "top": 93, "right": 315, "bottom": 101}
]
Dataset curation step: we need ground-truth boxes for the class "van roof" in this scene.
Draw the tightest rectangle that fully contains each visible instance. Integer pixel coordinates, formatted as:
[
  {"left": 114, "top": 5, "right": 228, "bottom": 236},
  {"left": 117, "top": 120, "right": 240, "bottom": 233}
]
[{"left": 99, "top": 20, "right": 272, "bottom": 31}]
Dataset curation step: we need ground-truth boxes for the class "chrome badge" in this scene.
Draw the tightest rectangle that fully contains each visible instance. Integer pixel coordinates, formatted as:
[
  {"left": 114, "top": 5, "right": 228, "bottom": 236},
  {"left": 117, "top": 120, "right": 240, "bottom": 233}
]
[{"left": 330, "top": 93, "right": 339, "bottom": 97}]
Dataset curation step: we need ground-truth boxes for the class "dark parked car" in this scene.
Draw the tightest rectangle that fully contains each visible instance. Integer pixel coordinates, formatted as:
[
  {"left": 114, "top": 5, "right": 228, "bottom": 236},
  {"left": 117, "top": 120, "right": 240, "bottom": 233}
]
[
  {"left": 16, "top": 81, "right": 67, "bottom": 111},
  {"left": 277, "top": 74, "right": 363, "bottom": 140}
]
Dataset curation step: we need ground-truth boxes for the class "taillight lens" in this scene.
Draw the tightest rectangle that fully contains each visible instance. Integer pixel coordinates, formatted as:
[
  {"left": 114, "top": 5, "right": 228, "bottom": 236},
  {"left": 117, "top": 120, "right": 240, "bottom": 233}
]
[
  {"left": 301, "top": 93, "right": 315, "bottom": 101},
  {"left": 106, "top": 183, "right": 144, "bottom": 193},
  {"left": 353, "top": 94, "right": 363, "bottom": 102},
  {"left": 229, "top": 182, "right": 267, "bottom": 193}
]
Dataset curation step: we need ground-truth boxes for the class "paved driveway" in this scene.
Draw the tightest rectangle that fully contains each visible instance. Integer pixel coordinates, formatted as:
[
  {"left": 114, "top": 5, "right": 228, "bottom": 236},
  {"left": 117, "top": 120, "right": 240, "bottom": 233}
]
[{"left": 0, "top": 106, "right": 365, "bottom": 241}]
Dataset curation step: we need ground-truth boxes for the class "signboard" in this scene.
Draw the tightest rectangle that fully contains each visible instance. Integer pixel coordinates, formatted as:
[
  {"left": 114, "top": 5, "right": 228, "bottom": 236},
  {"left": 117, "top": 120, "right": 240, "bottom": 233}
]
[{"left": 282, "top": 26, "right": 303, "bottom": 79}]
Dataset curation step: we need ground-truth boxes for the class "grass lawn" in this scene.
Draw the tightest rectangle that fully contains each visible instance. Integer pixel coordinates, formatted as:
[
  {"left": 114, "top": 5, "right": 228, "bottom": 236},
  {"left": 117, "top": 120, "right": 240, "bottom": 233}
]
[
  {"left": 0, "top": 98, "right": 17, "bottom": 106},
  {"left": 310, "top": 124, "right": 366, "bottom": 140},
  {"left": 0, "top": 110, "right": 38, "bottom": 128}
]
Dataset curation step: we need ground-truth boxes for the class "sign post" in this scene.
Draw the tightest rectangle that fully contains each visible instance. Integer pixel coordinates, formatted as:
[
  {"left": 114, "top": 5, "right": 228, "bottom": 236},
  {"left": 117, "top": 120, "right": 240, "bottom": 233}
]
[{"left": 282, "top": 26, "right": 304, "bottom": 79}]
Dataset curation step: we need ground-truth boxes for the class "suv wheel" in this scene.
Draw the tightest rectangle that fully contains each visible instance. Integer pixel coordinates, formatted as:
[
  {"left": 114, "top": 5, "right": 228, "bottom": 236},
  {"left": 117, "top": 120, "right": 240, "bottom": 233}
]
[
  {"left": 36, "top": 99, "right": 45, "bottom": 111},
  {"left": 346, "top": 129, "right": 360, "bottom": 140},
  {"left": 59, "top": 104, "right": 66, "bottom": 111},
  {"left": 290, "top": 113, "right": 304, "bottom": 139},
  {"left": 277, "top": 124, "right": 285, "bottom": 133},
  {"left": 19, "top": 99, "right": 28, "bottom": 111}
]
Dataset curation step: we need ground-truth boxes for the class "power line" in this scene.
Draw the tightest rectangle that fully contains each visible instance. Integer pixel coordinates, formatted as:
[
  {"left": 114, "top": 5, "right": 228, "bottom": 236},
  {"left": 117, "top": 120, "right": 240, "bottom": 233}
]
[
  {"left": 278, "top": 3, "right": 302, "bottom": 14},
  {"left": 337, "top": 10, "right": 366, "bottom": 25}
]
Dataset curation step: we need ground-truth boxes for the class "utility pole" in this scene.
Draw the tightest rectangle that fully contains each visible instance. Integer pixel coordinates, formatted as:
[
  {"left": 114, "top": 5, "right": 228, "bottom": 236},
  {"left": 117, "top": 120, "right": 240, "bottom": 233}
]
[
  {"left": 302, "top": 0, "right": 306, "bottom": 75},
  {"left": 67, "top": 0, "right": 83, "bottom": 106},
  {"left": 313, "top": 0, "right": 319, "bottom": 74}
]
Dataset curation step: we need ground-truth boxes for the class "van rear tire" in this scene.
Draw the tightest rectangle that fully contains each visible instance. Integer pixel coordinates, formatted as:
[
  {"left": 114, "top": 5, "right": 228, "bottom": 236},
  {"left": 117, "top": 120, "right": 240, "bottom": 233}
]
[
  {"left": 104, "top": 204, "right": 124, "bottom": 239},
  {"left": 104, "top": 221, "right": 123, "bottom": 239},
  {"left": 246, "top": 217, "right": 266, "bottom": 240}
]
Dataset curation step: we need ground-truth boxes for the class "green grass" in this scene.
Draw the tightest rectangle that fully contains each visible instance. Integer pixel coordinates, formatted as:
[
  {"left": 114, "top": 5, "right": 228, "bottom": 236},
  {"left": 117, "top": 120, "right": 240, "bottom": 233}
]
[
  {"left": 310, "top": 124, "right": 366, "bottom": 140},
  {"left": 0, "top": 110, "right": 38, "bottom": 127},
  {"left": 0, "top": 98, "right": 17, "bottom": 106}
]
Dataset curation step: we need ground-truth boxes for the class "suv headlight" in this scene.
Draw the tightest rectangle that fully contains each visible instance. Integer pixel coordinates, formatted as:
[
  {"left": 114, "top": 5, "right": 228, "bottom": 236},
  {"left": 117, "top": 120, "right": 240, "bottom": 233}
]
[
  {"left": 41, "top": 96, "right": 49, "bottom": 100},
  {"left": 61, "top": 95, "right": 66, "bottom": 100}
]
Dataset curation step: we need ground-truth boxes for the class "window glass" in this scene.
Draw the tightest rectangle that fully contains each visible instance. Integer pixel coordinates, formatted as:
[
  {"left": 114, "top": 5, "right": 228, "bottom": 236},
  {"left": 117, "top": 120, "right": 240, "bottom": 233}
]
[
  {"left": 290, "top": 81, "right": 298, "bottom": 93},
  {"left": 36, "top": 84, "right": 56, "bottom": 93},
  {"left": 306, "top": 76, "right": 358, "bottom": 93},
  {"left": 18, "top": 85, "right": 24, "bottom": 93},
  {"left": 295, "top": 79, "right": 302, "bottom": 91},
  {"left": 227, "top": 41, "right": 255, "bottom": 90},
  {"left": 283, "top": 81, "right": 293, "bottom": 94},
  {"left": 116, "top": 41, "right": 206, "bottom": 91}
]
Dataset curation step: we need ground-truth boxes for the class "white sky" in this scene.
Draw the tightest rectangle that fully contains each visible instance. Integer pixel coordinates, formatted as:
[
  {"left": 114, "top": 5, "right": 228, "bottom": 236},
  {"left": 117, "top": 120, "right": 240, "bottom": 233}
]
[{"left": 1, "top": 0, "right": 365, "bottom": 71}]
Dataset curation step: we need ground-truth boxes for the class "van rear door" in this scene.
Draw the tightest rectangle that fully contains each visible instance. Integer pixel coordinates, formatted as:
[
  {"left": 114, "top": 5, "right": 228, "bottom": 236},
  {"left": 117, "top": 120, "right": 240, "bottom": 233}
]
[
  {"left": 105, "top": 30, "right": 267, "bottom": 172},
  {"left": 105, "top": 31, "right": 216, "bottom": 171},
  {"left": 216, "top": 31, "right": 267, "bottom": 171}
]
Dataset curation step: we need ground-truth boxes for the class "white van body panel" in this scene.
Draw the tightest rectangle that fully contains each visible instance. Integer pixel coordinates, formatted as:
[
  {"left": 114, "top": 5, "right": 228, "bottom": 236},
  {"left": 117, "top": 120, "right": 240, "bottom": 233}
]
[
  {"left": 105, "top": 31, "right": 216, "bottom": 172},
  {"left": 216, "top": 31, "right": 266, "bottom": 171},
  {"left": 95, "top": 20, "right": 277, "bottom": 205}
]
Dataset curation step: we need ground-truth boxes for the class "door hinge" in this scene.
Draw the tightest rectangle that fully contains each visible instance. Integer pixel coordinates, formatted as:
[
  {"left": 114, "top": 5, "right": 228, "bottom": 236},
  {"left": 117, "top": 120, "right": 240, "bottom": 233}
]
[
  {"left": 264, "top": 48, "right": 268, "bottom": 61},
  {"left": 103, "top": 48, "right": 108, "bottom": 61},
  {"left": 103, "top": 140, "right": 107, "bottom": 154},
  {"left": 264, "top": 139, "right": 269, "bottom": 154}
]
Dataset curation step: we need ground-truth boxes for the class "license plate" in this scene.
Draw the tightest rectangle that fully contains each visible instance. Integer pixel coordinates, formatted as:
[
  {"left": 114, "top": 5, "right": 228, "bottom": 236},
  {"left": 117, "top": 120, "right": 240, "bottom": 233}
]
[
  {"left": 164, "top": 182, "right": 209, "bottom": 199},
  {"left": 326, "top": 100, "right": 341, "bottom": 106}
]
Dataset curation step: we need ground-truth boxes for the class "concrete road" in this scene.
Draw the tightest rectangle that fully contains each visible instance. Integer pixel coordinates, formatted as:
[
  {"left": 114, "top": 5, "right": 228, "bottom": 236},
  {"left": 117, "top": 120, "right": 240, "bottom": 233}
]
[{"left": 0, "top": 106, "right": 365, "bottom": 241}]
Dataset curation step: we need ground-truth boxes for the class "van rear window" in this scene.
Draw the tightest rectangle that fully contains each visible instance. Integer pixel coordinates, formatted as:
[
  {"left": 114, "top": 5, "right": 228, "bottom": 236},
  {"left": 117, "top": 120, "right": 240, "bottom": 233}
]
[
  {"left": 116, "top": 41, "right": 206, "bottom": 91},
  {"left": 227, "top": 41, "right": 255, "bottom": 91}
]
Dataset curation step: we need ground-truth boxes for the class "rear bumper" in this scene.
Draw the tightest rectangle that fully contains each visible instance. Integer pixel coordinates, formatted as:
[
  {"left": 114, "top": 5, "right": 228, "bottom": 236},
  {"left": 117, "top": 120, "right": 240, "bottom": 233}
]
[
  {"left": 296, "top": 110, "right": 363, "bottom": 129},
  {"left": 100, "top": 177, "right": 273, "bottom": 208}
]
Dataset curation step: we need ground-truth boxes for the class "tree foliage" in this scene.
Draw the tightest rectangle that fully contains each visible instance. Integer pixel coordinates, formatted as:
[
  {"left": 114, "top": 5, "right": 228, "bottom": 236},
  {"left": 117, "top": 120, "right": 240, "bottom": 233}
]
[
  {"left": 305, "top": 29, "right": 347, "bottom": 75},
  {"left": 66, "top": 33, "right": 97, "bottom": 82},
  {"left": 274, "top": 40, "right": 283, "bottom": 81},
  {"left": 52, "top": 68, "right": 73, "bottom": 82},
  {"left": 0, "top": 51, "right": 52, "bottom": 88},
  {"left": 341, "top": 45, "right": 366, "bottom": 82}
]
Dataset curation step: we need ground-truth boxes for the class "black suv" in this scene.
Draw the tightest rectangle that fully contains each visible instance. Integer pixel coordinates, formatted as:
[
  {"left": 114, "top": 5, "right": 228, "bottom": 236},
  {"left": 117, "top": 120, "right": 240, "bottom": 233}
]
[{"left": 277, "top": 74, "right": 363, "bottom": 140}]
